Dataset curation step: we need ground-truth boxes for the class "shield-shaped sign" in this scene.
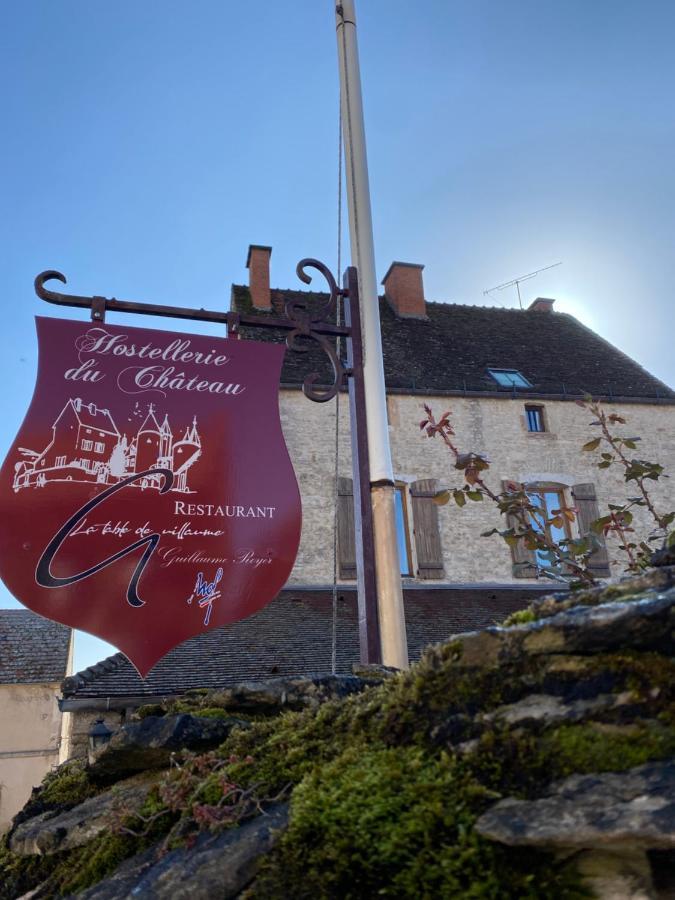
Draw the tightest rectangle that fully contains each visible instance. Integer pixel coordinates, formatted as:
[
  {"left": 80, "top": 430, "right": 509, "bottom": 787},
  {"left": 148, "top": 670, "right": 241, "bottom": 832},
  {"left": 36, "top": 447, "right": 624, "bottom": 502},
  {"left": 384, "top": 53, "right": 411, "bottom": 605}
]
[{"left": 0, "top": 317, "right": 302, "bottom": 676}]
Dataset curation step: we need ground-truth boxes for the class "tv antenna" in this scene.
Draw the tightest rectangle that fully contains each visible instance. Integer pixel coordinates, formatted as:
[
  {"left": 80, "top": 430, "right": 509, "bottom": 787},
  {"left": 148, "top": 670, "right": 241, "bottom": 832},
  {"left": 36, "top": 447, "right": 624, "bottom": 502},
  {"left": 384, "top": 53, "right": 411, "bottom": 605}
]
[{"left": 484, "top": 261, "right": 562, "bottom": 310}]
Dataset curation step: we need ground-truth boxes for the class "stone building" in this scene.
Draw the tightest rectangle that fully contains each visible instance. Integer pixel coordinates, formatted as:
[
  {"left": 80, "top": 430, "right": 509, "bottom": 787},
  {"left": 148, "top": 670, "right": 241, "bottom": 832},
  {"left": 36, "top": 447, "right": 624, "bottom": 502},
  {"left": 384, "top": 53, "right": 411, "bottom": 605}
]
[
  {"left": 238, "top": 245, "right": 675, "bottom": 589},
  {"left": 58, "top": 243, "right": 675, "bottom": 745},
  {"left": 0, "top": 611, "right": 72, "bottom": 831}
]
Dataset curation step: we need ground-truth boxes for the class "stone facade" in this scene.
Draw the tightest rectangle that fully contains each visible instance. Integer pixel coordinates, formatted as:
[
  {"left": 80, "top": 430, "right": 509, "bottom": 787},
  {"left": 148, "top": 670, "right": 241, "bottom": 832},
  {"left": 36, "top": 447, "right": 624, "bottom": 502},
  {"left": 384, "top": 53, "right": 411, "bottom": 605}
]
[
  {"left": 0, "top": 683, "right": 70, "bottom": 833},
  {"left": 66, "top": 710, "right": 126, "bottom": 762},
  {"left": 281, "top": 388, "right": 675, "bottom": 586},
  {"left": 0, "top": 611, "right": 73, "bottom": 832}
]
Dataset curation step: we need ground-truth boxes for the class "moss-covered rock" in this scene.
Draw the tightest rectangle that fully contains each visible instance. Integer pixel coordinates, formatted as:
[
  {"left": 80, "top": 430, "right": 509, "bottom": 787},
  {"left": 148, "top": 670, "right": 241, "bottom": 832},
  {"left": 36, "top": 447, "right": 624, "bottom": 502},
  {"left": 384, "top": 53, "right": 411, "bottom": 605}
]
[{"left": 2, "top": 568, "right": 674, "bottom": 898}]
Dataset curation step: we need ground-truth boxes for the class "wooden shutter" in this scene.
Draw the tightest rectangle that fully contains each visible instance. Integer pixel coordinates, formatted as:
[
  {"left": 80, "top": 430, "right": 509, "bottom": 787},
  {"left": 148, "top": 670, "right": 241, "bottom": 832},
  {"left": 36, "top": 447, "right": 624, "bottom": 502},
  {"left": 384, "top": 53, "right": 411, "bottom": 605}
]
[
  {"left": 572, "top": 482, "right": 611, "bottom": 577},
  {"left": 502, "top": 480, "right": 537, "bottom": 578},
  {"left": 337, "top": 477, "right": 356, "bottom": 579},
  {"left": 410, "top": 479, "right": 444, "bottom": 580}
]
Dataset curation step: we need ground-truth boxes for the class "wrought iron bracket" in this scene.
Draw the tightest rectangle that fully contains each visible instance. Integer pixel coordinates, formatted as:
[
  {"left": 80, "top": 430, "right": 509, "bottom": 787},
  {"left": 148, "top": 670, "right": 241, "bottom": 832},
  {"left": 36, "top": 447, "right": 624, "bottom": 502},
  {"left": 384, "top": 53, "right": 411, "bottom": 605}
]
[{"left": 35, "top": 258, "right": 351, "bottom": 403}]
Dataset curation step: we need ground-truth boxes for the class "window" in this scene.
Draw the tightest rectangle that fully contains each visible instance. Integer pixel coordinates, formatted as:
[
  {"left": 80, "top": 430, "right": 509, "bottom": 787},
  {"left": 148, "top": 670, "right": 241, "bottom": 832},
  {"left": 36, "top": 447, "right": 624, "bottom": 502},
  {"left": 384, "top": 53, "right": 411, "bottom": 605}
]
[
  {"left": 525, "top": 405, "right": 545, "bottom": 432},
  {"left": 394, "top": 485, "right": 413, "bottom": 576},
  {"left": 81, "top": 439, "right": 93, "bottom": 451},
  {"left": 94, "top": 442, "right": 105, "bottom": 454},
  {"left": 337, "top": 477, "right": 444, "bottom": 581},
  {"left": 55, "top": 456, "right": 66, "bottom": 467},
  {"left": 527, "top": 487, "right": 570, "bottom": 572},
  {"left": 505, "top": 480, "right": 612, "bottom": 579},
  {"left": 488, "top": 368, "right": 532, "bottom": 388}
]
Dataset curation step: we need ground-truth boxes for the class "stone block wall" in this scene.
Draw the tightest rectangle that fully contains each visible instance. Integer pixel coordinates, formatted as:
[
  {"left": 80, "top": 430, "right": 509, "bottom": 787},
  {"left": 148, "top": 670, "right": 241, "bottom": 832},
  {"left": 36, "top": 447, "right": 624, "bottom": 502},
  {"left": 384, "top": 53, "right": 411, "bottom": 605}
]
[
  {"left": 279, "top": 389, "right": 675, "bottom": 586},
  {"left": 67, "top": 710, "right": 126, "bottom": 761}
]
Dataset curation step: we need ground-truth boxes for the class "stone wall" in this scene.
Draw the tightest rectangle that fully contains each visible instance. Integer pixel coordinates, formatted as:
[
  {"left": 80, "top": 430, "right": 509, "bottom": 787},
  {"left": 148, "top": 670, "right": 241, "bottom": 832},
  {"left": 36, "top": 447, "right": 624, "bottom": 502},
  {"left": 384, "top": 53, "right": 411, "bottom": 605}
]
[
  {"left": 280, "top": 389, "right": 675, "bottom": 585},
  {"left": 66, "top": 710, "right": 127, "bottom": 762}
]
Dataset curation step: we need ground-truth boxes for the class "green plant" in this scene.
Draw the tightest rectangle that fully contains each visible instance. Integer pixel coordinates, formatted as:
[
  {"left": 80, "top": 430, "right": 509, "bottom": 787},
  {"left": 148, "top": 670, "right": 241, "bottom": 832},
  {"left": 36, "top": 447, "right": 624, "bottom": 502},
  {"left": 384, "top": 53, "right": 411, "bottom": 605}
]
[
  {"left": 420, "top": 405, "right": 597, "bottom": 585},
  {"left": 107, "top": 750, "right": 289, "bottom": 855},
  {"left": 421, "top": 398, "right": 675, "bottom": 584},
  {"left": 577, "top": 397, "right": 675, "bottom": 572}
]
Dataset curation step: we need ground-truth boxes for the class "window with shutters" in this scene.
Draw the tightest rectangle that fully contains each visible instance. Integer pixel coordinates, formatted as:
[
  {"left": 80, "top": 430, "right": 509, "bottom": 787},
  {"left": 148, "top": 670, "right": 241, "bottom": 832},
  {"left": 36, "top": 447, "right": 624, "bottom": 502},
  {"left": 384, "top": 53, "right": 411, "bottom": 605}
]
[
  {"left": 337, "top": 477, "right": 444, "bottom": 581},
  {"left": 505, "top": 480, "right": 611, "bottom": 579}
]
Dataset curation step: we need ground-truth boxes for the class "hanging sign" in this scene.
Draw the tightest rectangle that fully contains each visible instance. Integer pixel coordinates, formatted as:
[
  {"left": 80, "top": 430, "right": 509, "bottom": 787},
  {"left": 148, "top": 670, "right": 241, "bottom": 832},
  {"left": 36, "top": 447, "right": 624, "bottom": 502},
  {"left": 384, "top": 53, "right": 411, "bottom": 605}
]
[{"left": 0, "top": 317, "right": 301, "bottom": 675}]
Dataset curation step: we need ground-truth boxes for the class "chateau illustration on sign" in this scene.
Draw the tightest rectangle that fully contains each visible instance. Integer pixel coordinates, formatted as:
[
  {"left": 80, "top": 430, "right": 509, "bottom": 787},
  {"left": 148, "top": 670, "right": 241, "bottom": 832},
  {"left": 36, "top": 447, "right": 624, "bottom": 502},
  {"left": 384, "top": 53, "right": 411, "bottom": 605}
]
[{"left": 13, "top": 399, "right": 201, "bottom": 494}]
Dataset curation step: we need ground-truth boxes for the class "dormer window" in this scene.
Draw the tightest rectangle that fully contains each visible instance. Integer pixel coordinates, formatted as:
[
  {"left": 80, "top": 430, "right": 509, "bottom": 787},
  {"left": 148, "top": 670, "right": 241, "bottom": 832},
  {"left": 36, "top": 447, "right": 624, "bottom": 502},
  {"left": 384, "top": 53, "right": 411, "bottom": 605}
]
[{"left": 488, "top": 368, "right": 532, "bottom": 388}]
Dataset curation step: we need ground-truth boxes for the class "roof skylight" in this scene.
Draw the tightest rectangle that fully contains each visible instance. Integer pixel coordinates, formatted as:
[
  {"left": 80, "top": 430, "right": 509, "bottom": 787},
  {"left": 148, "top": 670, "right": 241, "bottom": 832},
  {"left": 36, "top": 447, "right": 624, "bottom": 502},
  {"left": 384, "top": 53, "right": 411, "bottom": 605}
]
[{"left": 488, "top": 368, "right": 532, "bottom": 388}]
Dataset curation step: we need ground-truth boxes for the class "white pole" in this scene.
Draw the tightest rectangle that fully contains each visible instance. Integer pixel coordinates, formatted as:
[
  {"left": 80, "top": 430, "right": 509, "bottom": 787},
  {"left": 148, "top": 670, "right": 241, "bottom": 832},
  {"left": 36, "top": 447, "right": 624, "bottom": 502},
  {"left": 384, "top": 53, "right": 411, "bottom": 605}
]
[{"left": 334, "top": 0, "right": 408, "bottom": 669}]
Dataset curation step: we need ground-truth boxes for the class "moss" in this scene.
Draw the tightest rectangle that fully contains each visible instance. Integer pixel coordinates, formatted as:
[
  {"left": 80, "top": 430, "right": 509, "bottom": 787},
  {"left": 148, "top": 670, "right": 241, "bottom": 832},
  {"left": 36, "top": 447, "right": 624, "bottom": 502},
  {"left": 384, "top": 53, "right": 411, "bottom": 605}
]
[
  {"left": 254, "top": 745, "right": 586, "bottom": 900},
  {"left": 514, "top": 569, "right": 675, "bottom": 623},
  {"left": 0, "top": 834, "right": 146, "bottom": 898},
  {"left": 167, "top": 697, "right": 232, "bottom": 718},
  {"left": 223, "top": 704, "right": 351, "bottom": 792},
  {"left": 194, "top": 707, "right": 230, "bottom": 719},
  {"left": 136, "top": 702, "right": 167, "bottom": 719},
  {"left": 11, "top": 759, "right": 97, "bottom": 831},
  {"left": 546, "top": 720, "right": 675, "bottom": 777},
  {"left": 220, "top": 647, "right": 675, "bottom": 799},
  {"left": 5, "top": 573, "right": 674, "bottom": 897},
  {"left": 31, "top": 796, "right": 174, "bottom": 896},
  {"left": 57, "top": 832, "right": 144, "bottom": 894},
  {"left": 0, "top": 837, "right": 62, "bottom": 900},
  {"left": 462, "top": 718, "right": 675, "bottom": 801},
  {"left": 542, "top": 651, "right": 675, "bottom": 719},
  {"left": 602, "top": 651, "right": 675, "bottom": 698},
  {"left": 503, "top": 608, "right": 536, "bottom": 626},
  {"left": 41, "top": 760, "right": 94, "bottom": 806}
]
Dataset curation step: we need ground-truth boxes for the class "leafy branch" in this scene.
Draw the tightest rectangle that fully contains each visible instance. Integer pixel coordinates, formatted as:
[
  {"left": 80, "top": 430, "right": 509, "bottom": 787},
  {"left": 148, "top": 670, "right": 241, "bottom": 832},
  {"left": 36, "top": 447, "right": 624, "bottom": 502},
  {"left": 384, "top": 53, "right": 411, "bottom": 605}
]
[
  {"left": 419, "top": 405, "right": 597, "bottom": 585},
  {"left": 578, "top": 397, "right": 674, "bottom": 571}
]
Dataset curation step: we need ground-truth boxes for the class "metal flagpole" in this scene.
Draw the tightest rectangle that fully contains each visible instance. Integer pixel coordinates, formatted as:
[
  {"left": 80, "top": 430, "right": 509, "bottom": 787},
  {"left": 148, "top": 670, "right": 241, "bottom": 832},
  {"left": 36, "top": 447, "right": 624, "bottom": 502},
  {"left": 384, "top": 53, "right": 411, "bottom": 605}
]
[{"left": 334, "top": 1, "right": 408, "bottom": 669}]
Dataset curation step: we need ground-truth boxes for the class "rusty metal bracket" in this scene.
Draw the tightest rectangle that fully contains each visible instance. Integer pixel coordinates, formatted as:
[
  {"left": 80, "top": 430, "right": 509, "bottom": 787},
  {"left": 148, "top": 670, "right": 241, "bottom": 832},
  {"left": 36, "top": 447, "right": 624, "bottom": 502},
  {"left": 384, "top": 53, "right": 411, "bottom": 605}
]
[
  {"left": 91, "top": 296, "right": 106, "bottom": 323},
  {"left": 35, "top": 259, "right": 351, "bottom": 402}
]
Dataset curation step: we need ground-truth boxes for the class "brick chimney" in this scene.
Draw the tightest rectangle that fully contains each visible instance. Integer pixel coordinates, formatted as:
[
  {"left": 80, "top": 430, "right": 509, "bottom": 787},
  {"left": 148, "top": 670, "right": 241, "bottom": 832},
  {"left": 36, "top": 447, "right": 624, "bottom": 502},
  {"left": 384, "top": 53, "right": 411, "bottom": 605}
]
[
  {"left": 528, "top": 297, "right": 555, "bottom": 313},
  {"left": 246, "top": 244, "right": 272, "bottom": 309},
  {"left": 381, "top": 262, "right": 426, "bottom": 318}
]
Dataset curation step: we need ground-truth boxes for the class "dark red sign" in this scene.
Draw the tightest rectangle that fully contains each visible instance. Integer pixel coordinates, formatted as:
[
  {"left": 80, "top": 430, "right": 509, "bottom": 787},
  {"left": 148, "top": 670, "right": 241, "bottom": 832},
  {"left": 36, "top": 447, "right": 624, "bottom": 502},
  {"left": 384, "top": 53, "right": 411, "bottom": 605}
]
[{"left": 0, "top": 318, "right": 301, "bottom": 675}]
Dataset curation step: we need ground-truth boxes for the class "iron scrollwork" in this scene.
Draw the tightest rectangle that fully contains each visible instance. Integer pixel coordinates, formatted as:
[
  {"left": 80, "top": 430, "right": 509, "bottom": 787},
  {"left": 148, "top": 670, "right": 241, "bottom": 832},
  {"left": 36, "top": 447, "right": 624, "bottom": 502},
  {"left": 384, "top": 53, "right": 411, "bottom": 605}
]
[
  {"left": 286, "top": 258, "right": 349, "bottom": 403},
  {"left": 33, "top": 258, "right": 352, "bottom": 404}
]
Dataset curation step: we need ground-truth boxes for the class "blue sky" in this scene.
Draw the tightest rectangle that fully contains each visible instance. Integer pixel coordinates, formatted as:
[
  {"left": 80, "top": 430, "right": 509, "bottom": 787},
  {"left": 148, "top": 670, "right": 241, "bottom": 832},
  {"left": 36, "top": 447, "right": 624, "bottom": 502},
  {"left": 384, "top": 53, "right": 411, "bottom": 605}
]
[{"left": 2, "top": 1, "right": 674, "bottom": 672}]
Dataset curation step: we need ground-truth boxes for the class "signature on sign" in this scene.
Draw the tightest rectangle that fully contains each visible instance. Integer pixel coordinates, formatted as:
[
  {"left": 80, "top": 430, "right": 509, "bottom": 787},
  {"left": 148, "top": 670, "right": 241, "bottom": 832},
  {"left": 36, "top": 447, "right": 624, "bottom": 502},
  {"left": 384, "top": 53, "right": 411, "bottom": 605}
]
[{"left": 187, "top": 567, "right": 223, "bottom": 626}]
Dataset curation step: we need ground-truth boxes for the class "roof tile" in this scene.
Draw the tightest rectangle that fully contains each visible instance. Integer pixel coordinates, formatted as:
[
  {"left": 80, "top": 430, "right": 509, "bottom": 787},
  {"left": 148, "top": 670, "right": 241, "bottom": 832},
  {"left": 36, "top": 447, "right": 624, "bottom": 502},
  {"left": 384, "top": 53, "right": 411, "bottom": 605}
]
[
  {"left": 230, "top": 285, "right": 674, "bottom": 401},
  {"left": 0, "top": 610, "right": 71, "bottom": 684},
  {"left": 62, "top": 587, "right": 550, "bottom": 699}
]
